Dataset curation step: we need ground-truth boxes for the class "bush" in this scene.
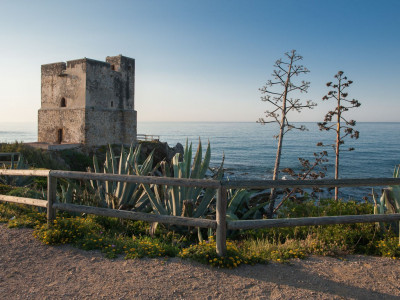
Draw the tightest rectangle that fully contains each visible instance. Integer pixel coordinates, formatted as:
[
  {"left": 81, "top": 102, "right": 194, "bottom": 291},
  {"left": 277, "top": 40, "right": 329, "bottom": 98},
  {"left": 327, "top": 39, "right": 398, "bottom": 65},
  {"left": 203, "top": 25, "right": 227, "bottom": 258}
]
[
  {"left": 59, "top": 149, "right": 92, "bottom": 171},
  {"left": 0, "top": 142, "right": 66, "bottom": 169},
  {"left": 376, "top": 237, "right": 400, "bottom": 259},
  {"left": 7, "top": 187, "right": 44, "bottom": 199},
  {"left": 34, "top": 216, "right": 102, "bottom": 245},
  {"left": 0, "top": 184, "right": 13, "bottom": 194},
  {"left": 1, "top": 196, "right": 399, "bottom": 267},
  {"left": 179, "top": 237, "right": 254, "bottom": 268},
  {"left": 0, "top": 202, "right": 46, "bottom": 226},
  {"left": 33, "top": 214, "right": 179, "bottom": 259}
]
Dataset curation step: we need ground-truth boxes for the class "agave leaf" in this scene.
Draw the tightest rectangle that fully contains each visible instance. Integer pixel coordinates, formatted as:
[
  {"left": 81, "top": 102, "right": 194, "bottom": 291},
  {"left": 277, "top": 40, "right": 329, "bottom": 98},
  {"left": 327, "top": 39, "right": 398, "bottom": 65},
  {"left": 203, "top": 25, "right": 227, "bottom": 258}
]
[
  {"left": 226, "top": 212, "right": 239, "bottom": 221},
  {"left": 91, "top": 155, "right": 101, "bottom": 189},
  {"left": 198, "top": 141, "right": 211, "bottom": 179},
  {"left": 132, "top": 144, "right": 142, "bottom": 174},
  {"left": 108, "top": 144, "right": 118, "bottom": 174},
  {"left": 242, "top": 201, "right": 268, "bottom": 219},
  {"left": 193, "top": 188, "right": 216, "bottom": 218},
  {"left": 161, "top": 161, "right": 171, "bottom": 177},
  {"left": 170, "top": 154, "right": 183, "bottom": 215},
  {"left": 182, "top": 139, "right": 191, "bottom": 178},
  {"left": 172, "top": 154, "right": 180, "bottom": 178},
  {"left": 135, "top": 190, "right": 150, "bottom": 211},
  {"left": 393, "top": 167, "right": 399, "bottom": 178},
  {"left": 198, "top": 227, "right": 204, "bottom": 243},
  {"left": 10, "top": 153, "right": 15, "bottom": 169},
  {"left": 170, "top": 186, "right": 181, "bottom": 216},
  {"left": 379, "top": 192, "right": 386, "bottom": 215},
  {"left": 142, "top": 183, "right": 168, "bottom": 215},
  {"left": 139, "top": 150, "right": 155, "bottom": 175},
  {"left": 383, "top": 189, "right": 396, "bottom": 214},
  {"left": 125, "top": 144, "right": 135, "bottom": 172},
  {"left": 126, "top": 186, "right": 141, "bottom": 205},
  {"left": 104, "top": 151, "right": 113, "bottom": 202},
  {"left": 162, "top": 185, "right": 172, "bottom": 213},
  {"left": 115, "top": 147, "right": 128, "bottom": 200},
  {"left": 391, "top": 186, "right": 400, "bottom": 211},
  {"left": 118, "top": 182, "right": 135, "bottom": 208},
  {"left": 190, "top": 138, "right": 202, "bottom": 179},
  {"left": 227, "top": 189, "right": 248, "bottom": 215},
  {"left": 186, "top": 142, "right": 193, "bottom": 178},
  {"left": 119, "top": 145, "right": 127, "bottom": 174}
]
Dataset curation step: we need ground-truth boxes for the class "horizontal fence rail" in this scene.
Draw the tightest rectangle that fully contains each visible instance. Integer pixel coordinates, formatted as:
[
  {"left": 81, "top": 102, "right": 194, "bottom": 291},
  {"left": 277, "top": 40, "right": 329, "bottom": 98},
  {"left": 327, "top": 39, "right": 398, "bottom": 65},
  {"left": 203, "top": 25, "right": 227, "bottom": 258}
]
[
  {"left": 0, "top": 169, "right": 50, "bottom": 177},
  {"left": 1, "top": 168, "right": 400, "bottom": 256},
  {"left": 137, "top": 134, "right": 160, "bottom": 141},
  {"left": 0, "top": 152, "right": 20, "bottom": 156},
  {"left": 228, "top": 213, "right": 400, "bottom": 230},
  {"left": 0, "top": 195, "right": 48, "bottom": 208},
  {"left": 223, "top": 178, "right": 400, "bottom": 189},
  {"left": 52, "top": 203, "right": 217, "bottom": 229},
  {"left": 0, "top": 152, "right": 20, "bottom": 168},
  {"left": 50, "top": 170, "right": 221, "bottom": 189}
]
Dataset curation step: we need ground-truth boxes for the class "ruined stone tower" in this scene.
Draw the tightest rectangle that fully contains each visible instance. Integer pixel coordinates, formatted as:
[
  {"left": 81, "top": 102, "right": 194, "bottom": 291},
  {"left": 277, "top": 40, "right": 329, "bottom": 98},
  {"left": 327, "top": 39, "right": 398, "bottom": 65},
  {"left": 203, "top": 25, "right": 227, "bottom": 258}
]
[{"left": 38, "top": 55, "right": 137, "bottom": 147}]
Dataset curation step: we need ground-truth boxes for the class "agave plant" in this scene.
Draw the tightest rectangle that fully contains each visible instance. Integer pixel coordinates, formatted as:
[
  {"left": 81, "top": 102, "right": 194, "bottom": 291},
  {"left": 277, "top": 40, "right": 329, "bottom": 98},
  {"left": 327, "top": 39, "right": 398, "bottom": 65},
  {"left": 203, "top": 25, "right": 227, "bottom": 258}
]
[
  {"left": 89, "top": 144, "right": 157, "bottom": 210},
  {"left": 143, "top": 139, "right": 224, "bottom": 219},
  {"left": 372, "top": 165, "right": 400, "bottom": 242},
  {"left": 58, "top": 178, "right": 101, "bottom": 207},
  {"left": 0, "top": 154, "right": 34, "bottom": 187}
]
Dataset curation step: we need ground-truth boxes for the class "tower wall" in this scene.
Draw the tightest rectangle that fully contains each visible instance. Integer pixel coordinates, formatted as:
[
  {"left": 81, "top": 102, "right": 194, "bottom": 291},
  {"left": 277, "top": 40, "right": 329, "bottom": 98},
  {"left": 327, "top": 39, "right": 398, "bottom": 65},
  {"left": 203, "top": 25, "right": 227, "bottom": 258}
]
[
  {"left": 38, "top": 55, "right": 137, "bottom": 146},
  {"left": 38, "top": 109, "right": 85, "bottom": 144},
  {"left": 85, "top": 109, "right": 137, "bottom": 146}
]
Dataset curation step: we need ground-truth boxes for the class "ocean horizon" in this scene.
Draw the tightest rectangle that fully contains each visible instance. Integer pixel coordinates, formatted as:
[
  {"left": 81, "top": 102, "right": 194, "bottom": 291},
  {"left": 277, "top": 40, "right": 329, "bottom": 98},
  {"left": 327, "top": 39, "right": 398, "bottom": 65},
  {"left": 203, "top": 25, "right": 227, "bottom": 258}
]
[{"left": 1, "top": 121, "right": 399, "bottom": 200}]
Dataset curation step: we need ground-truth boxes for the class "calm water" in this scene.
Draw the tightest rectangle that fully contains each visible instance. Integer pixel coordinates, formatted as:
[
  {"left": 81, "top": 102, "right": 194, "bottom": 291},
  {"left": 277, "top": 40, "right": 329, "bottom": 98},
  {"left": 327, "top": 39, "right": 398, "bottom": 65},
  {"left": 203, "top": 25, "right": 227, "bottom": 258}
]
[{"left": 1, "top": 122, "right": 399, "bottom": 200}]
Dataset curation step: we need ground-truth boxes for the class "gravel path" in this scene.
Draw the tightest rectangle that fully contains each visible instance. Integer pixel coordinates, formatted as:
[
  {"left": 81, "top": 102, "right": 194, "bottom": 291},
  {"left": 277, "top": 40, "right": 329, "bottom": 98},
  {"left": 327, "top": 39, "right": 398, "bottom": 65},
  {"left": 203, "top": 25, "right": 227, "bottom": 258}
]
[{"left": 1, "top": 225, "right": 400, "bottom": 299}]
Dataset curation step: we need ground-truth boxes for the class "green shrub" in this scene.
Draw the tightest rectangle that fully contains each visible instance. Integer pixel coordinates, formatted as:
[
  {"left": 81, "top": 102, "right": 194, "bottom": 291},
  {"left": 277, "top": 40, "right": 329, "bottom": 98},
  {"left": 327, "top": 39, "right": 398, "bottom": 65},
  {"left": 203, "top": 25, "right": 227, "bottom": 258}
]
[
  {"left": 376, "top": 237, "right": 400, "bottom": 259},
  {"left": 179, "top": 237, "right": 254, "bottom": 268},
  {"left": 1, "top": 195, "right": 398, "bottom": 266},
  {"left": 0, "top": 202, "right": 46, "bottom": 226},
  {"left": 0, "top": 142, "right": 66, "bottom": 169},
  {"left": 0, "top": 184, "right": 13, "bottom": 194},
  {"left": 34, "top": 216, "right": 102, "bottom": 245},
  {"left": 8, "top": 212, "right": 46, "bottom": 228},
  {"left": 7, "top": 187, "right": 44, "bottom": 199},
  {"left": 124, "top": 236, "right": 179, "bottom": 260},
  {"left": 59, "top": 149, "right": 92, "bottom": 171}
]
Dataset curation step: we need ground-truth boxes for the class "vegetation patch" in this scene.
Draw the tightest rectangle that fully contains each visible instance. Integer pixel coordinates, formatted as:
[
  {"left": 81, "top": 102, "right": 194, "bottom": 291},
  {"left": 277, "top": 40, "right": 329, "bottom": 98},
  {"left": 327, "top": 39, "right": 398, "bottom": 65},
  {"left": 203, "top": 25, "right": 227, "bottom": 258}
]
[{"left": 2, "top": 197, "right": 400, "bottom": 268}]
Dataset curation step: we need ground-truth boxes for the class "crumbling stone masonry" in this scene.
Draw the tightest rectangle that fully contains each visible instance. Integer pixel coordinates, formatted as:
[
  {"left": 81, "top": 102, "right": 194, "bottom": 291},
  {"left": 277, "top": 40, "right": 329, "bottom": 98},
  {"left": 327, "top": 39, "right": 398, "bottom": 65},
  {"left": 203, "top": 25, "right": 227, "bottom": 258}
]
[{"left": 38, "top": 55, "right": 137, "bottom": 146}]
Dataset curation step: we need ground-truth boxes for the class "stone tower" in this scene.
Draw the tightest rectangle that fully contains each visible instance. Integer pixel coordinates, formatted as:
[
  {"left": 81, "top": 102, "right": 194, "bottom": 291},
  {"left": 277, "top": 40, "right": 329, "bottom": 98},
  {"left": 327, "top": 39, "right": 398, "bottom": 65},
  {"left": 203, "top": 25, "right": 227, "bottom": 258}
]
[{"left": 38, "top": 55, "right": 137, "bottom": 147}]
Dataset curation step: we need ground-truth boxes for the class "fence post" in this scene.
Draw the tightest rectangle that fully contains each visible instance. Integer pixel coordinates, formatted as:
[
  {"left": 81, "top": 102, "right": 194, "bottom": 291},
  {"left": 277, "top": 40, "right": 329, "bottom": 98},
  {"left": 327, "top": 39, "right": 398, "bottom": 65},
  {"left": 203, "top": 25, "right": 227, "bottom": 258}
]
[
  {"left": 216, "top": 186, "right": 227, "bottom": 256},
  {"left": 47, "top": 171, "right": 57, "bottom": 225}
]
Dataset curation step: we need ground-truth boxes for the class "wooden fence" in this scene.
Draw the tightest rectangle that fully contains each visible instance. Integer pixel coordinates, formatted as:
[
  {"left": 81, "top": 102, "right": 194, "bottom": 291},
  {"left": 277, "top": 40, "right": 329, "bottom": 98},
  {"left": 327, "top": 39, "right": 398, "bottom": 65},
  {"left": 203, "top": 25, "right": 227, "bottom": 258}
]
[
  {"left": 1, "top": 168, "right": 400, "bottom": 256},
  {"left": 0, "top": 152, "right": 20, "bottom": 169},
  {"left": 136, "top": 134, "right": 160, "bottom": 142}
]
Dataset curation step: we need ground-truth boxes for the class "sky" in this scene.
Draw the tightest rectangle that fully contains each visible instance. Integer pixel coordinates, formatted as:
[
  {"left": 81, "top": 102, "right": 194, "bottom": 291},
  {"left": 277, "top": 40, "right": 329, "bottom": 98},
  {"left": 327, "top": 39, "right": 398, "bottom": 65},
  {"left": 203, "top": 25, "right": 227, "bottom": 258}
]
[{"left": 0, "top": 0, "right": 399, "bottom": 123}]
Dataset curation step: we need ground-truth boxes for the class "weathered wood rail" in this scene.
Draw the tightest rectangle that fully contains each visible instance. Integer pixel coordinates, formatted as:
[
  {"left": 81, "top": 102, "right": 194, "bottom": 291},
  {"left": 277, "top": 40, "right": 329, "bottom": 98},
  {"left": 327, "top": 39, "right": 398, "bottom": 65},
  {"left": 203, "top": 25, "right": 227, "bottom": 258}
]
[
  {"left": 1, "top": 168, "right": 400, "bottom": 256},
  {"left": 136, "top": 134, "right": 160, "bottom": 141},
  {"left": 0, "top": 152, "right": 21, "bottom": 169}
]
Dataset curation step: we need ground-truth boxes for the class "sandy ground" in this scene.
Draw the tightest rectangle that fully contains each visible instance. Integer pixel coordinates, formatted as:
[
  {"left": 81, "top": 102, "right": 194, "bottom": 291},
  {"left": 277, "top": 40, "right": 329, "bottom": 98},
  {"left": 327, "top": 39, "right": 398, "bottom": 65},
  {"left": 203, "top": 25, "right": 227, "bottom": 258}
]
[{"left": 1, "top": 225, "right": 400, "bottom": 299}]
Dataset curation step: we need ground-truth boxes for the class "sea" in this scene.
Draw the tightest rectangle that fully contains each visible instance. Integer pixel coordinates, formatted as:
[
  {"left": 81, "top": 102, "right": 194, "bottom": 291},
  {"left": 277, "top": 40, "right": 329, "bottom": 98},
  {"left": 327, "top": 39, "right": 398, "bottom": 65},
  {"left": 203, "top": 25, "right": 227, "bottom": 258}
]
[{"left": 1, "top": 122, "right": 399, "bottom": 201}]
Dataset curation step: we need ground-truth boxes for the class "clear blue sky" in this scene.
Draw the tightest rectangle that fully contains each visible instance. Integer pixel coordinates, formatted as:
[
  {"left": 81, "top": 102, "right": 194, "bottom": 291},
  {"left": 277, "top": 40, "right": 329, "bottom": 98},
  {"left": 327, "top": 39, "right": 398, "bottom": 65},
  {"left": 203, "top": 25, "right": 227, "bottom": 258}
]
[{"left": 1, "top": 0, "right": 399, "bottom": 123}]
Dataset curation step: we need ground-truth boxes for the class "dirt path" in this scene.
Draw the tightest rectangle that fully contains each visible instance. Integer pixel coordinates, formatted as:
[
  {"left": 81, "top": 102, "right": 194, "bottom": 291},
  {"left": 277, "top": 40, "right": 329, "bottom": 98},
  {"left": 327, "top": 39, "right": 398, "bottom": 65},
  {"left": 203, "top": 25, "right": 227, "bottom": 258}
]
[{"left": 1, "top": 225, "right": 399, "bottom": 299}]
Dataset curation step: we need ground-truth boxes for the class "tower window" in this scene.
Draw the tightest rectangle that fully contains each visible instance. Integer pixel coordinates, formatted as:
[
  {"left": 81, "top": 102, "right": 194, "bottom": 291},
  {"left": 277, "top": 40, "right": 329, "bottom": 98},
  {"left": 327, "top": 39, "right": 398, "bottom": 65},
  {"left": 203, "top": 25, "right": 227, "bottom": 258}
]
[
  {"left": 128, "top": 66, "right": 132, "bottom": 71},
  {"left": 111, "top": 101, "right": 114, "bottom": 107},
  {"left": 61, "top": 97, "right": 66, "bottom": 107},
  {"left": 111, "top": 65, "right": 115, "bottom": 71}
]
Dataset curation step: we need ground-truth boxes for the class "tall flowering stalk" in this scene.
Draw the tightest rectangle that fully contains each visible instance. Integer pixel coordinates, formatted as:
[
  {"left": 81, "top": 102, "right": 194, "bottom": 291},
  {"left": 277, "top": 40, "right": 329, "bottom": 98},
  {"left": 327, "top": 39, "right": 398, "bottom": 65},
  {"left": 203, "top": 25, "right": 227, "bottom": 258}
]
[
  {"left": 258, "top": 50, "right": 316, "bottom": 217},
  {"left": 318, "top": 71, "right": 361, "bottom": 201}
]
